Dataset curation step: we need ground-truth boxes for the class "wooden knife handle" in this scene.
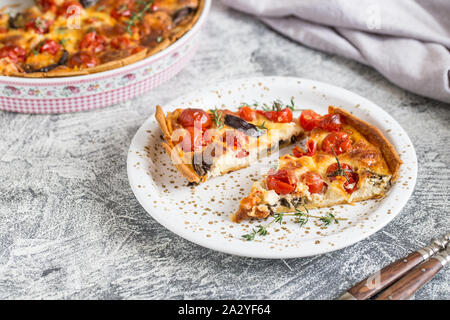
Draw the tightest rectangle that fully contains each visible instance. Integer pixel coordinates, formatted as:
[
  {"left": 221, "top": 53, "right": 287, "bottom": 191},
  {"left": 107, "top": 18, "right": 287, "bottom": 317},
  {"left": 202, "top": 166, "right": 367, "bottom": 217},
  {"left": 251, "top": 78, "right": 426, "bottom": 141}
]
[
  {"left": 347, "top": 251, "right": 424, "bottom": 300},
  {"left": 375, "top": 257, "right": 443, "bottom": 300}
]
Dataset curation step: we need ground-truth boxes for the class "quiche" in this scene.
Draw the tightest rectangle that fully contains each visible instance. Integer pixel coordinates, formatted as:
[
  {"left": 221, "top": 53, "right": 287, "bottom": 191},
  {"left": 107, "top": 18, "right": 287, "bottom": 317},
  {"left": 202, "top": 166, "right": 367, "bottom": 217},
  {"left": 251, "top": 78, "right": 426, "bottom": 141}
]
[
  {"left": 155, "top": 102, "right": 304, "bottom": 184},
  {"left": 0, "top": 0, "right": 203, "bottom": 77},
  {"left": 231, "top": 106, "right": 402, "bottom": 222}
]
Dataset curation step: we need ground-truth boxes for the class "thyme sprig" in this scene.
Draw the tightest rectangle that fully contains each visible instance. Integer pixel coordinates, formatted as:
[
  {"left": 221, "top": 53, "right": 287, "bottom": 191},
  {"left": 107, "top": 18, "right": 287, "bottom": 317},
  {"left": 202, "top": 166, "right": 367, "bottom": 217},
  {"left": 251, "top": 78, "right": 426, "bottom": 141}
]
[
  {"left": 239, "top": 98, "right": 301, "bottom": 112},
  {"left": 125, "top": 0, "right": 154, "bottom": 35},
  {"left": 242, "top": 207, "right": 346, "bottom": 241},
  {"left": 209, "top": 107, "right": 224, "bottom": 130},
  {"left": 319, "top": 213, "right": 340, "bottom": 226},
  {"left": 257, "top": 121, "right": 268, "bottom": 131},
  {"left": 327, "top": 146, "right": 350, "bottom": 183}
]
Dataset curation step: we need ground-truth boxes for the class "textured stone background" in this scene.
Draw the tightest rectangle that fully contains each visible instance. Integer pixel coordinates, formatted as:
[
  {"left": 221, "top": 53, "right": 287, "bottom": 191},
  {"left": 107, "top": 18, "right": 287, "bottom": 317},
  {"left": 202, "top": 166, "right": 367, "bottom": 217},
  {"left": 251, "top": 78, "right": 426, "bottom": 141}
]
[{"left": 0, "top": 1, "right": 449, "bottom": 300}]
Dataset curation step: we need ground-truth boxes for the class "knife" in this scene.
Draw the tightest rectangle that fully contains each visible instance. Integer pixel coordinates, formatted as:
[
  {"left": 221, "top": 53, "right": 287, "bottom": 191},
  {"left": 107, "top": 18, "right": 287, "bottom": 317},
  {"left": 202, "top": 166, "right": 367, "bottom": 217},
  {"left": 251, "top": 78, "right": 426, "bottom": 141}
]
[{"left": 339, "top": 233, "right": 450, "bottom": 300}]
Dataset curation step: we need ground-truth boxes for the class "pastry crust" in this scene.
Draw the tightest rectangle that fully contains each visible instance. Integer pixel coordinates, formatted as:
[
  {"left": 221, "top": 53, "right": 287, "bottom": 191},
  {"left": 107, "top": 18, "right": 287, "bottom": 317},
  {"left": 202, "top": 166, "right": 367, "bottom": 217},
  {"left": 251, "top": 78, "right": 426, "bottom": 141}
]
[
  {"left": 3, "top": 0, "right": 205, "bottom": 78},
  {"left": 155, "top": 105, "right": 201, "bottom": 183},
  {"left": 329, "top": 106, "right": 402, "bottom": 181}
]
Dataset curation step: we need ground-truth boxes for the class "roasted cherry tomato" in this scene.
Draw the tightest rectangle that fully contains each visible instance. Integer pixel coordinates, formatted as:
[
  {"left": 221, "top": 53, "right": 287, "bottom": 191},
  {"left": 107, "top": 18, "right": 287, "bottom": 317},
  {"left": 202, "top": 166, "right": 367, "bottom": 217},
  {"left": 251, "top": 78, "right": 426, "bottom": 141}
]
[
  {"left": 37, "top": 0, "right": 57, "bottom": 13},
  {"left": 39, "top": 39, "right": 61, "bottom": 55},
  {"left": 238, "top": 106, "right": 256, "bottom": 121},
  {"left": 111, "top": 6, "right": 132, "bottom": 20},
  {"left": 80, "top": 31, "right": 106, "bottom": 53},
  {"left": 299, "top": 110, "right": 321, "bottom": 131},
  {"left": 181, "top": 126, "right": 204, "bottom": 152},
  {"left": 263, "top": 108, "right": 293, "bottom": 123},
  {"left": 223, "top": 130, "right": 249, "bottom": 149},
  {"left": 293, "top": 139, "right": 317, "bottom": 158},
  {"left": 300, "top": 172, "right": 327, "bottom": 194},
  {"left": 267, "top": 169, "right": 297, "bottom": 195},
  {"left": 178, "top": 108, "right": 212, "bottom": 130},
  {"left": 59, "top": 1, "right": 83, "bottom": 17},
  {"left": 25, "top": 18, "right": 52, "bottom": 34},
  {"left": 326, "top": 163, "right": 359, "bottom": 193},
  {"left": 322, "top": 131, "right": 352, "bottom": 155},
  {"left": 69, "top": 51, "right": 99, "bottom": 68},
  {"left": 110, "top": 36, "right": 131, "bottom": 50},
  {"left": 0, "top": 45, "right": 26, "bottom": 63},
  {"left": 317, "top": 113, "right": 343, "bottom": 132}
]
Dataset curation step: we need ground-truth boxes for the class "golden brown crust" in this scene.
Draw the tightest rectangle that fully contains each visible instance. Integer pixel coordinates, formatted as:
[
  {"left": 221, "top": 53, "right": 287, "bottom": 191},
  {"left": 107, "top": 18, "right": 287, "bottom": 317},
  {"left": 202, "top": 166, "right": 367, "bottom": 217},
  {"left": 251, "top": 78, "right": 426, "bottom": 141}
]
[
  {"left": 155, "top": 105, "right": 201, "bottom": 183},
  {"left": 329, "top": 106, "right": 402, "bottom": 181},
  {"left": 8, "top": 0, "right": 205, "bottom": 78}
]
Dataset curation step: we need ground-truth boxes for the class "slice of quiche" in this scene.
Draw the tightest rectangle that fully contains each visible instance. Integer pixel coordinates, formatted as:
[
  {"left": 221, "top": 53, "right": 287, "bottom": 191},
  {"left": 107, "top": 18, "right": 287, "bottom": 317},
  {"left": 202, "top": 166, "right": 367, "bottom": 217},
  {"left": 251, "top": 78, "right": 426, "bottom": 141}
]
[
  {"left": 155, "top": 102, "right": 304, "bottom": 183},
  {"left": 231, "top": 106, "right": 402, "bottom": 222}
]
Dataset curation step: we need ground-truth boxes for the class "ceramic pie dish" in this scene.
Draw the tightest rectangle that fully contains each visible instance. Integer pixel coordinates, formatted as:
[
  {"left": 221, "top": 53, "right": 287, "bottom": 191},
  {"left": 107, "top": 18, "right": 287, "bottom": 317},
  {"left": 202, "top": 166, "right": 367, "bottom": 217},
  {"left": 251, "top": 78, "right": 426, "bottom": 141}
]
[{"left": 0, "top": 0, "right": 210, "bottom": 113}]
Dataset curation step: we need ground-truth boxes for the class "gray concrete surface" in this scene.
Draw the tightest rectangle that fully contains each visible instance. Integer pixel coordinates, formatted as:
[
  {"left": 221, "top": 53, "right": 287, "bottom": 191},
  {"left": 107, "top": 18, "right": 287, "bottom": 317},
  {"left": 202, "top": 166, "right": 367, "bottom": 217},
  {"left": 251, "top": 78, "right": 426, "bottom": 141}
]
[{"left": 0, "top": 1, "right": 449, "bottom": 299}]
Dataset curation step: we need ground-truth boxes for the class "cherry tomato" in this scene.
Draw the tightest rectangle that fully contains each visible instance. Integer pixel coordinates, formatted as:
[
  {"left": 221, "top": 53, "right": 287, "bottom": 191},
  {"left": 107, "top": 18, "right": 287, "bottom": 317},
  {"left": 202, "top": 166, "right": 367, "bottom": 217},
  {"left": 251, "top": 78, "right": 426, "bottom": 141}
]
[
  {"left": 223, "top": 130, "right": 249, "bottom": 149},
  {"left": 110, "top": 36, "right": 131, "bottom": 50},
  {"left": 25, "top": 18, "right": 52, "bottom": 34},
  {"left": 0, "top": 45, "right": 26, "bottom": 63},
  {"left": 37, "top": 0, "right": 57, "bottom": 13},
  {"left": 111, "top": 6, "right": 132, "bottom": 20},
  {"left": 69, "top": 51, "right": 99, "bottom": 68},
  {"left": 181, "top": 126, "right": 204, "bottom": 152},
  {"left": 238, "top": 106, "right": 256, "bottom": 121},
  {"left": 293, "top": 139, "right": 317, "bottom": 158},
  {"left": 39, "top": 39, "right": 61, "bottom": 55},
  {"left": 322, "top": 132, "right": 352, "bottom": 155},
  {"left": 299, "top": 110, "right": 321, "bottom": 131},
  {"left": 178, "top": 108, "right": 212, "bottom": 130},
  {"left": 317, "top": 113, "right": 343, "bottom": 132},
  {"left": 263, "top": 108, "right": 293, "bottom": 123},
  {"left": 300, "top": 172, "right": 327, "bottom": 194},
  {"left": 326, "top": 163, "right": 359, "bottom": 193},
  {"left": 267, "top": 169, "right": 297, "bottom": 195},
  {"left": 59, "top": 1, "right": 83, "bottom": 17},
  {"left": 80, "top": 31, "right": 106, "bottom": 53}
]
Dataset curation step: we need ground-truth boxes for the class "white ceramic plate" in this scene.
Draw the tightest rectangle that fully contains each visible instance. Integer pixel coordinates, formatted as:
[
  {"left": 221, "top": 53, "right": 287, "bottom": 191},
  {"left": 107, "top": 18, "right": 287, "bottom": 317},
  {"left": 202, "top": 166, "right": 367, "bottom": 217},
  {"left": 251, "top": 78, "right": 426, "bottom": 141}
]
[{"left": 127, "top": 77, "right": 417, "bottom": 258}]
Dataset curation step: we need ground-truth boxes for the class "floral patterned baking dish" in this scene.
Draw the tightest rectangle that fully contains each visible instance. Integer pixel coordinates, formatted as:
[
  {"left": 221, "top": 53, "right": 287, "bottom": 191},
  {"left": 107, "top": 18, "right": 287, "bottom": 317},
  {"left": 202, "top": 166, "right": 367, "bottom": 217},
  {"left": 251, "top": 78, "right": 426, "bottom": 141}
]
[{"left": 0, "top": 0, "right": 210, "bottom": 114}]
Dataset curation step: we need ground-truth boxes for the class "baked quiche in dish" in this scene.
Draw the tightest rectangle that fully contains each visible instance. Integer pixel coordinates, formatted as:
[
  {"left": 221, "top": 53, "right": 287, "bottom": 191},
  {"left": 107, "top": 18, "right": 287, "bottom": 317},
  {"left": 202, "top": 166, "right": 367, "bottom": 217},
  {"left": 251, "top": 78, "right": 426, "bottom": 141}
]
[
  {"left": 0, "top": 0, "right": 203, "bottom": 77},
  {"left": 155, "top": 102, "right": 304, "bottom": 184},
  {"left": 231, "top": 106, "right": 402, "bottom": 222}
]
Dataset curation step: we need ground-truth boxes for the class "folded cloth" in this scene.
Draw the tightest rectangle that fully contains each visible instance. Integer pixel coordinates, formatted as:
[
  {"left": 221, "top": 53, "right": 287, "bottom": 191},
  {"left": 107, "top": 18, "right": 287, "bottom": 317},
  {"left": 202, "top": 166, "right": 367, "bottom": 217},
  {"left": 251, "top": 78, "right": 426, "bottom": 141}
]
[{"left": 222, "top": 0, "right": 450, "bottom": 103}]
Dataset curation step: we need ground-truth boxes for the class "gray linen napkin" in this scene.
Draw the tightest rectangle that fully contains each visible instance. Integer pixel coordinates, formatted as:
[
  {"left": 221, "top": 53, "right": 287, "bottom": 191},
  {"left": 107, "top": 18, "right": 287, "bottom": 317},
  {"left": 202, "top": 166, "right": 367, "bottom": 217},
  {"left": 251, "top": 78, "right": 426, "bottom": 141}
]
[{"left": 221, "top": 0, "right": 450, "bottom": 103}]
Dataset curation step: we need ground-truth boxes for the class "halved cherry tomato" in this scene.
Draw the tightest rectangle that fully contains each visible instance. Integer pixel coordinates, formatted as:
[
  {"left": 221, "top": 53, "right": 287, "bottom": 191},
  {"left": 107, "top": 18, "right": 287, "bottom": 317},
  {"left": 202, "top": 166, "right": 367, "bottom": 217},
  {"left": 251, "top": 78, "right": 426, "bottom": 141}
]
[
  {"left": 263, "top": 108, "right": 293, "bottom": 123},
  {"left": 299, "top": 110, "right": 321, "bottom": 131},
  {"left": 58, "top": 1, "right": 83, "bottom": 17},
  {"left": 69, "top": 51, "right": 99, "bottom": 68},
  {"left": 111, "top": 6, "right": 132, "bottom": 20},
  {"left": 238, "top": 106, "right": 256, "bottom": 121},
  {"left": 110, "top": 36, "right": 131, "bottom": 50},
  {"left": 25, "top": 18, "right": 52, "bottom": 34},
  {"left": 293, "top": 139, "right": 317, "bottom": 158},
  {"left": 0, "top": 45, "right": 26, "bottom": 63},
  {"left": 300, "top": 172, "right": 327, "bottom": 194},
  {"left": 80, "top": 31, "right": 106, "bottom": 53},
  {"left": 317, "top": 113, "right": 343, "bottom": 132},
  {"left": 326, "top": 163, "right": 359, "bottom": 193},
  {"left": 178, "top": 108, "right": 212, "bottom": 130},
  {"left": 267, "top": 169, "right": 297, "bottom": 195},
  {"left": 37, "top": 0, "right": 57, "bottom": 13},
  {"left": 322, "top": 131, "right": 352, "bottom": 155},
  {"left": 181, "top": 126, "right": 204, "bottom": 152},
  {"left": 39, "top": 39, "right": 61, "bottom": 55}
]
